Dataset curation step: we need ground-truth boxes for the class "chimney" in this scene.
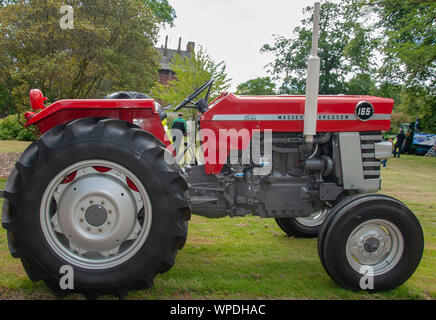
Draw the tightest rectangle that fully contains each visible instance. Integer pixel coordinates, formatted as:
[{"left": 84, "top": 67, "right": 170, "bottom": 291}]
[
  {"left": 186, "top": 41, "right": 195, "bottom": 53},
  {"left": 164, "top": 35, "right": 168, "bottom": 56},
  {"left": 178, "top": 37, "right": 182, "bottom": 54}
]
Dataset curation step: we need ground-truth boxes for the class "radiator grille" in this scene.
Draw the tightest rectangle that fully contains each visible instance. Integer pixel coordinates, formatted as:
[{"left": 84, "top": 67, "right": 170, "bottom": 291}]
[{"left": 360, "top": 132, "right": 383, "bottom": 179}]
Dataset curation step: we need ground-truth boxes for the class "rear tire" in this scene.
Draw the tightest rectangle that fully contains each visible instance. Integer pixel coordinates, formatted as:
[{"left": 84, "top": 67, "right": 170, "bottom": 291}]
[
  {"left": 318, "top": 194, "right": 423, "bottom": 291},
  {"left": 2, "top": 118, "right": 190, "bottom": 299}
]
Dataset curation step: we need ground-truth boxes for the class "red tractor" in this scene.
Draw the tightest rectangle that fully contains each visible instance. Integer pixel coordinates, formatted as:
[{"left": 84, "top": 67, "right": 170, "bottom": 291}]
[
  {"left": 0, "top": 81, "right": 424, "bottom": 298},
  {"left": 0, "top": 5, "right": 423, "bottom": 299}
]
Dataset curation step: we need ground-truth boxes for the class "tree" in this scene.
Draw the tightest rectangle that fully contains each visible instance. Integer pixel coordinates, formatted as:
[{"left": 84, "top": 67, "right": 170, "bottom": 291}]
[
  {"left": 398, "top": 86, "right": 436, "bottom": 133},
  {"left": 0, "top": 0, "right": 163, "bottom": 114},
  {"left": 144, "top": 0, "right": 176, "bottom": 26},
  {"left": 262, "top": 1, "right": 378, "bottom": 95},
  {"left": 363, "top": 0, "right": 436, "bottom": 133},
  {"left": 151, "top": 48, "right": 231, "bottom": 118},
  {"left": 366, "top": 0, "right": 435, "bottom": 89},
  {"left": 236, "top": 77, "right": 276, "bottom": 95}
]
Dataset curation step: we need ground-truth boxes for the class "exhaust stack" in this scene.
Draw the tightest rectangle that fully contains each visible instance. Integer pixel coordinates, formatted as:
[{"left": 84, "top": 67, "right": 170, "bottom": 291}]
[{"left": 304, "top": 2, "right": 321, "bottom": 143}]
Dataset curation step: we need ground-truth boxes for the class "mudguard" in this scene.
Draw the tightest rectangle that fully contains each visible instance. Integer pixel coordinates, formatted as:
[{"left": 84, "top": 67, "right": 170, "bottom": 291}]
[{"left": 25, "top": 98, "right": 169, "bottom": 146}]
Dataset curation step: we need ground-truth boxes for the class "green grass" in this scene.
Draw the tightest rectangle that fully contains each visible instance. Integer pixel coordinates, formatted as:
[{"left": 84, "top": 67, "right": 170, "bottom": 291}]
[
  {"left": 0, "top": 140, "right": 31, "bottom": 153},
  {"left": 0, "top": 142, "right": 435, "bottom": 299}
]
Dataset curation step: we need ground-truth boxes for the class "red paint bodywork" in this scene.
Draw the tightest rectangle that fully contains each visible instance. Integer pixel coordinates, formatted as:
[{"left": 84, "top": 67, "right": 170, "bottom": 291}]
[
  {"left": 199, "top": 93, "right": 393, "bottom": 174},
  {"left": 25, "top": 92, "right": 393, "bottom": 175},
  {"left": 26, "top": 98, "right": 169, "bottom": 147}
]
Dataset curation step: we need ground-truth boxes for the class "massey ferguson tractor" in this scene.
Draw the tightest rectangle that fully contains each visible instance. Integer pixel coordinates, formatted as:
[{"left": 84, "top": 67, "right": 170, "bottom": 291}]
[{"left": 0, "top": 3, "right": 423, "bottom": 299}]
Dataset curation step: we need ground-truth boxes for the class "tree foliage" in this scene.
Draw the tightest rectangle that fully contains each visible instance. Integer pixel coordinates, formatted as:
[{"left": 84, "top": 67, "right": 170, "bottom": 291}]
[
  {"left": 363, "top": 0, "right": 436, "bottom": 132},
  {"left": 0, "top": 0, "right": 165, "bottom": 114},
  {"left": 236, "top": 77, "right": 276, "bottom": 95},
  {"left": 367, "top": 0, "right": 435, "bottom": 89},
  {"left": 151, "top": 48, "right": 231, "bottom": 118},
  {"left": 144, "top": 0, "right": 176, "bottom": 25},
  {"left": 262, "top": 0, "right": 377, "bottom": 95}
]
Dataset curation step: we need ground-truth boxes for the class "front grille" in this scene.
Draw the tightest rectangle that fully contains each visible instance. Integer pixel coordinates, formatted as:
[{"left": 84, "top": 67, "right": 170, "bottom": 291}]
[{"left": 360, "top": 132, "right": 382, "bottom": 179}]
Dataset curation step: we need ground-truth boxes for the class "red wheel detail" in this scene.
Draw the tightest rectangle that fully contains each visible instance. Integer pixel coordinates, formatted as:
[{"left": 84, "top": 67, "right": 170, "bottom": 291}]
[
  {"left": 61, "top": 171, "right": 77, "bottom": 184},
  {"left": 126, "top": 177, "right": 139, "bottom": 192},
  {"left": 93, "top": 166, "right": 112, "bottom": 173}
]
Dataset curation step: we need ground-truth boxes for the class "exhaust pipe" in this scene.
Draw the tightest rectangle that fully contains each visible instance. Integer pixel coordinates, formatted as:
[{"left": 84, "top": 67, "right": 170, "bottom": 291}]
[{"left": 304, "top": 2, "right": 321, "bottom": 143}]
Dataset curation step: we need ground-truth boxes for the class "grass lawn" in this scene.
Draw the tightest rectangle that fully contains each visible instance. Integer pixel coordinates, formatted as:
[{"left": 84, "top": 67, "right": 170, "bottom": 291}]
[
  {"left": 0, "top": 140, "right": 31, "bottom": 153},
  {"left": 0, "top": 141, "right": 435, "bottom": 300}
]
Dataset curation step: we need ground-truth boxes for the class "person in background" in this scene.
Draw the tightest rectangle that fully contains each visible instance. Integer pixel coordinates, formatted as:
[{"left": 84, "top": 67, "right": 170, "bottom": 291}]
[
  {"left": 171, "top": 112, "right": 187, "bottom": 154},
  {"left": 393, "top": 129, "right": 406, "bottom": 158}
]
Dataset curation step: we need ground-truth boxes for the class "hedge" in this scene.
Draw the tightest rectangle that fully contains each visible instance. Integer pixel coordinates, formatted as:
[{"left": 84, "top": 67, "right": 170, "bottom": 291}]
[{"left": 0, "top": 114, "right": 37, "bottom": 141}]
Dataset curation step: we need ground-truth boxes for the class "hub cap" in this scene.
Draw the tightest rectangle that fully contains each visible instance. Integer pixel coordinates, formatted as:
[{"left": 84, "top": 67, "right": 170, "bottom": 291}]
[
  {"left": 40, "top": 160, "right": 152, "bottom": 270},
  {"left": 346, "top": 219, "right": 404, "bottom": 276},
  {"left": 85, "top": 205, "right": 107, "bottom": 227}
]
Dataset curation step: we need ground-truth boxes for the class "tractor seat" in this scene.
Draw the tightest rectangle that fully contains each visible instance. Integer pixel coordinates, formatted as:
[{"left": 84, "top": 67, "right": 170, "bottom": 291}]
[{"left": 105, "top": 92, "right": 152, "bottom": 100}]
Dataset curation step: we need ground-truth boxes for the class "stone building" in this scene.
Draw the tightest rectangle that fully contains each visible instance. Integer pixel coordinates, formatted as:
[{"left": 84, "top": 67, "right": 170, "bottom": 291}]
[{"left": 156, "top": 36, "right": 195, "bottom": 85}]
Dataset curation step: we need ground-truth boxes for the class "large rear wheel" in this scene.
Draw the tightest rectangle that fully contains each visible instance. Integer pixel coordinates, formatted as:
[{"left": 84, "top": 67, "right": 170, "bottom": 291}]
[{"left": 2, "top": 118, "right": 190, "bottom": 299}]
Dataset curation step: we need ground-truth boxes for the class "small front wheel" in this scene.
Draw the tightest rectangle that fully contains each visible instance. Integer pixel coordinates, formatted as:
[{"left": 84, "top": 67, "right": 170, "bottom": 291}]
[
  {"left": 318, "top": 194, "right": 424, "bottom": 291},
  {"left": 275, "top": 208, "right": 329, "bottom": 238}
]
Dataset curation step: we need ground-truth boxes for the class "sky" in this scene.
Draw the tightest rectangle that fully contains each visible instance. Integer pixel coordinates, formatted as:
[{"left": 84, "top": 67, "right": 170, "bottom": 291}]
[{"left": 157, "top": 0, "right": 315, "bottom": 91}]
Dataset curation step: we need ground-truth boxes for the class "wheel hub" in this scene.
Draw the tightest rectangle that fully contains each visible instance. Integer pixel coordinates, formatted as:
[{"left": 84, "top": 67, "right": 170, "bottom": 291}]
[
  {"left": 364, "top": 237, "right": 380, "bottom": 253},
  {"left": 58, "top": 173, "right": 137, "bottom": 253},
  {"left": 41, "top": 160, "right": 152, "bottom": 269},
  {"left": 346, "top": 219, "right": 404, "bottom": 276},
  {"left": 85, "top": 205, "right": 107, "bottom": 227}
]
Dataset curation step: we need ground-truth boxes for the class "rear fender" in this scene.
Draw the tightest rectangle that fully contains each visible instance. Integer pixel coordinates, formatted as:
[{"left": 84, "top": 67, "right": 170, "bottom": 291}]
[{"left": 25, "top": 99, "right": 169, "bottom": 146}]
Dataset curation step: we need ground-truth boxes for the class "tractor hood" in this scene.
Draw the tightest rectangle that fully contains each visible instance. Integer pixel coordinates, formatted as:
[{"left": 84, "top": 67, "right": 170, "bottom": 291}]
[{"left": 202, "top": 93, "right": 393, "bottom": 133}]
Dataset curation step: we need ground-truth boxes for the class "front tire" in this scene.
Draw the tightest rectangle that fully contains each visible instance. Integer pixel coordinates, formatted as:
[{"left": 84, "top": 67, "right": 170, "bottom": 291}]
[
  {"left": 275, "top": 208, "right": 329, "bottom": 238},
  {"left": 318, "top": 194, "right": 423, "bottom": 291},
  {"left": 2, "top": 118, "right": 190, "bottom": 298}
]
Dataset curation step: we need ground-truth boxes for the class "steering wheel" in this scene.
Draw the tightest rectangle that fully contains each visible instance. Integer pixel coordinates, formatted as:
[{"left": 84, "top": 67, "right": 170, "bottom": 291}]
[{"left": 173, "top": 79, "right": 214, "bottom": 112}]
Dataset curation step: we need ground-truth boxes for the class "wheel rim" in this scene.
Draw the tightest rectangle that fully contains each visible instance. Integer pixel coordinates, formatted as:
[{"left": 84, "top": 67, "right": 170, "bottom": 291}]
[
  {"left": 346, "top": 219, "right": 404, "bottom": 276},
  {"left": 40, "top": 160, "right": 152, "bottom": 270},
  {"left": 295, "top": 208, "right": 329, "bottom": 227}
]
